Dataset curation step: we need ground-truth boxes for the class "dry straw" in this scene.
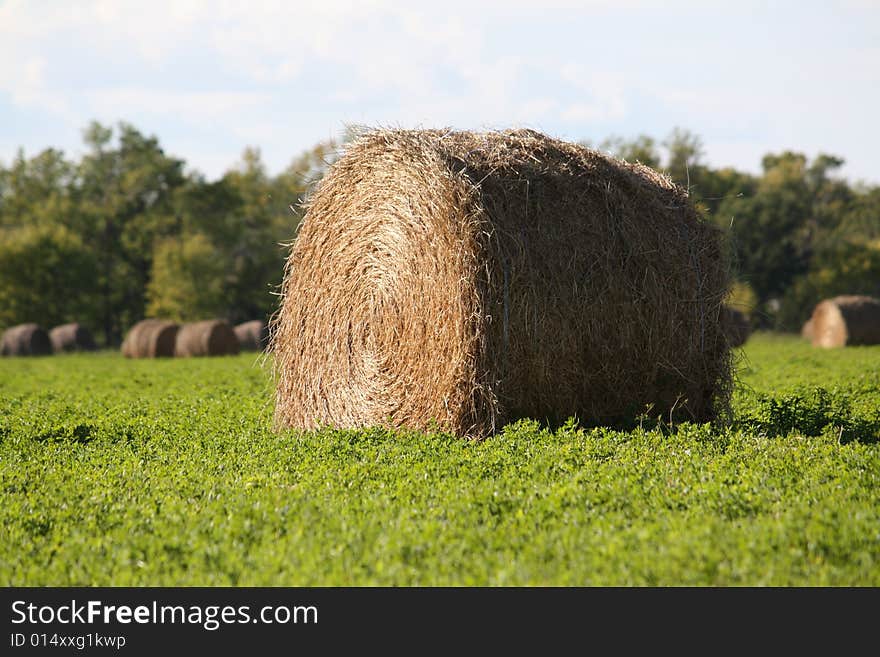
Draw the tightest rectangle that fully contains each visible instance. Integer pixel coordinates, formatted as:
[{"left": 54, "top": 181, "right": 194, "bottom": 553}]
[
  {"left": 1, "top": 323, "right": 52, "bottom": 356},
  {"left": 50, "top": 322, "right": 97, "bottom": 352},
  {"left": 271, "top": 128, "right": 733, "bottom": 439},
  {"left": 174, "top": 319, "right": 240, "bottom": 357},
  {"left": 809, "top": 295, "right": 880, "bottom": 348},
  {"left": 721, "top": 306, "right": 751, "bottom": 348},
  {"left": 234, "top": 319, "right": 269, "bottom": 352},
  {"left": 121, "top": 319, "right": 179, "bottom": 358}
]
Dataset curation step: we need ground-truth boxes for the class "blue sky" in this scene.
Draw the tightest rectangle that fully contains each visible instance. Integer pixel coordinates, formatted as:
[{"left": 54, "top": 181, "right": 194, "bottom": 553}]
[{"left": 2, "top": 0, "right": 878, "bottom": 184}]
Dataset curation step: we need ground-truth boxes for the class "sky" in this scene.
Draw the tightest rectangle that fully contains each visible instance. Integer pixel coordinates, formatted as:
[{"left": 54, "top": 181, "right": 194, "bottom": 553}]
[{"left": 1, "top": 0, "right": 879, "bottom": 184}]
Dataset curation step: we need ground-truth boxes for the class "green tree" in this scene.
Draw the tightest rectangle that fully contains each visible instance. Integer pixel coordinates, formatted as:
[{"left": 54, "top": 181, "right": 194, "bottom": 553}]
[
  {"left": 0, "top": 224, "right": 100, "bottom": 332},
  {"left": 594, "top": 134, "right": 662, "bottom": 169},
  {"left": 717, "top": 153, "right": 816, "bottom": 306},
  {"left": 693, "top": 167, "right": 758, "bottom": 217},
  {"left": 146, "top": 232, "right": 228, "bottom": 321},
  {"left": 174, "top": 147, "right": 289, "bottom": 323},
  {"left": 77, "top": 121, "right": 186, "bottom": 344},
  {"left": 0, "top": 148, "right": 79, "bottom": 231},
  {"left": 836, "top": 187, "right": 880, "bottom": 241},
  {"left": 779, "top": 238, "right": 880, "bottom": 329},
  {"left": 776, "top": 179, "right": 880, "bottom": 329},
  {"left": 663, "top": 127, "right": 705, "bottom": 190}
]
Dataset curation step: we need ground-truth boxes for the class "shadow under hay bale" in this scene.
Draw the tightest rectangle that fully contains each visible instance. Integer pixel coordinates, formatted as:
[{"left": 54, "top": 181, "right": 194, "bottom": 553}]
[
  {"left": 1, "top": 323, "right": 52, "bottom": 356},
  {"left": 809, "top": 295, "right": 880, "bottom": 348},
  {"left": 50, "top": 322, "right": 97, "bottom": 352},
  {"left": 721, "top": 306, "right": 751, "bottom": 347},
  {"left": 174, "top": 320, "right": 240, "bottom": 357},
  {"left": 234, "top": 319, "right": 269, "bottom": 352},
  {"left": 121, "top": 319, "right": 179, "bottom": 358},
  {"left": 272, "top": 128, "right": 732, "bottom": 439}
]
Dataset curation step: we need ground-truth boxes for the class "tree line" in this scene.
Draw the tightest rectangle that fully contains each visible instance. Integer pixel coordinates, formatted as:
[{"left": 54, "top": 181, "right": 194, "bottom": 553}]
[
  {"left": 0, "top": 121, "right": 337, "bottom": 346},
  {"left": 1, "top": 121, "right": 878, "bottom": 346}
]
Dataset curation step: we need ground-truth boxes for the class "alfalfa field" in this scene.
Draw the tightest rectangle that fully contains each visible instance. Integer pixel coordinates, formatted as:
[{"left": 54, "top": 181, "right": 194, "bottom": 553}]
[{"left": 1, "top": 333, "right": 878, "bottom": 585}]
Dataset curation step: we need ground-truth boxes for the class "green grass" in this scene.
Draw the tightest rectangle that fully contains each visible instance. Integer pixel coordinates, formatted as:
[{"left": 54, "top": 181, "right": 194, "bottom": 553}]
[{"left": 1, "top": 333, "right": 879, "bottom": 585}]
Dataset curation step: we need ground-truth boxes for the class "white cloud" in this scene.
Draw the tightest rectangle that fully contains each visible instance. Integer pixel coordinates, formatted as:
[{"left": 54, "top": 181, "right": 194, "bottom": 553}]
[
  {"left": 86, "top": 88, "right": 272, "bottom": 122},
  {"left": 514, "top": 98, "right": 558, "bottom": 123},
  {"left": 557, "top": 67, "right": 627, "bottom": 122},
  {"left": 560, "top": 101, "right": 621, "bottom": 123}
]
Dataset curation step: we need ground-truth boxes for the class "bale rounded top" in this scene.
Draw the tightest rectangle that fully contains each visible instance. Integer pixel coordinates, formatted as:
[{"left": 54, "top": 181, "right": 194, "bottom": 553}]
[
  {"left": 810, "top": 294, "right": 880, "bottom": 348},
  {"left": 234, "top": 319, "right": 269, "bottom": 352},
  {"left": 175, "top": 319, "right": 240, "bottom": 357},
  {"left": 273, "top": 128, "right": 731, "bottom": 438},
  {"left": 1, "top": 323, "right": 52, "bottom": 356},
  {"left": 121, "top": 319, "right": 179, "bottom": 358},
  {"left": 50, "top": 322, "right": 97, "bottom": 352}
]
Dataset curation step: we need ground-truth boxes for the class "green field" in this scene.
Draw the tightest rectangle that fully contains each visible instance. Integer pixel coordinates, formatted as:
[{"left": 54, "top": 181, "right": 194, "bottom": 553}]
[{"left": 2, "top": 333, "right": 879, "bottom": 586}]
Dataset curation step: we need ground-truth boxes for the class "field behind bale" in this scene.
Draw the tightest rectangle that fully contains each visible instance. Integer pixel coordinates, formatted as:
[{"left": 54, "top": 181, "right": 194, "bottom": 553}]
[{"left": 1, "top": 334, "right": 879, "bottom": 586}]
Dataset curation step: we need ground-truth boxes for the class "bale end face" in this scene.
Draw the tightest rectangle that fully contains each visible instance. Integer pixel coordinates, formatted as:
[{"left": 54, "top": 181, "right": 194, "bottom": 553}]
[
  {"left": 50, "top": 323, "right": 97, "bottom": 352},
  {"left": 175, "top": 320, "right": 240, "bottom": 357},
  {"left": 234, "top": 320, "right": 269, "bottom": 352},
  {"left": 1, "top": 323, "right": 53, "bottom": 356},
  {"left": 810, "top": 295, "right": 880, "bottom": 348},
  {"left": 121, "top": 319, "right": 179, "bottom": 358},
  {"left": 801, "top": 318, "right": 814, "bottom": 341}
]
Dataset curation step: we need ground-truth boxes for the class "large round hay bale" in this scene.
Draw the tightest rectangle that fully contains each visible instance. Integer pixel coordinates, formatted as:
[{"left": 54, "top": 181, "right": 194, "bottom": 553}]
[
  {"left": 272, "top": 128, "right": 732, "bottom": 439},
  {"left": 809, "top": 295, "right": 880, "bottom": 348},
  {"left": 121, "top": 319, "right": 179, "bottom": 358},
  {"left": 1, "top": 323, "right": 52, "bottom": 356},
  {"left": 49, "top": 322, "right": 97, "bottom": 352},
  {"left": 234, "top": 319, "right": 269, "bottom": 352},
  {"left": 174, "top": 319, "right": 240, "bottom": 357},
  {"left": 721, "top": 306, "right": 751, "bottom": 347}
]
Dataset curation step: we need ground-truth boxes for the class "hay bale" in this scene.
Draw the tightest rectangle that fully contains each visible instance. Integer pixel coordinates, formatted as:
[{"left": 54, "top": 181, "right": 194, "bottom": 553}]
[
  {"left": 809, "top": 295, "right": 880, "bottom": 348},
  {"left": 174, "top": 319, "right": 240, "bottom": 357},
  {"left": 1, "top": 323, "right": 52, "bottom": 356},
  {"left": 121, "top": 319, "right": 179, "bottom": 358},
  {"left": 49, "top": 322, "right": 97, "bottom": 352},
  {"left": 234, "top": 319, "right": 269, "bottom": 352},
  {"left": 801, "top": 318, "right": 814, "bottom": 341},
  {"left": 721, "top": 306, "right": 751, "bottom": 347},
  {"left": 272, "top": 128, "right": 732, "bottom": 438}
]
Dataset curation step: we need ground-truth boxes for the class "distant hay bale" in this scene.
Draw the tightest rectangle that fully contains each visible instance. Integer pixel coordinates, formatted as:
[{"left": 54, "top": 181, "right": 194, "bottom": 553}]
[
  {"left": 1, "top": 323, "right": 52, "bottom": 356},
  {"left": 174, "top": 319, "right": 240, "bottom": 357},
  {"left": 721, "top": 306, "right": 751, "bottom": 347},
  {"left": 809, "top": 295, "right": 880, "bottom": 348},
  {"left": 271, "top": 128, "right": 732, "bottom": 439},
  {"left": 234, "top": 319, "right": 269, "bottom": 352},
  {"left": 49, "top": 322, "right": 97, "bottom": 352},
  {"left": 801, "top": 318, "right": 814, "bottom": 341},
  {"left": 121, "top": 319, "right": 179, "bottom": 358}
]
